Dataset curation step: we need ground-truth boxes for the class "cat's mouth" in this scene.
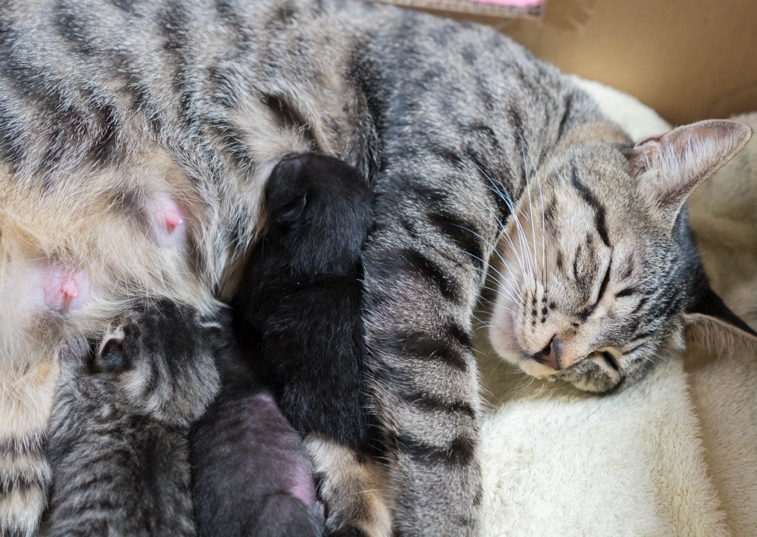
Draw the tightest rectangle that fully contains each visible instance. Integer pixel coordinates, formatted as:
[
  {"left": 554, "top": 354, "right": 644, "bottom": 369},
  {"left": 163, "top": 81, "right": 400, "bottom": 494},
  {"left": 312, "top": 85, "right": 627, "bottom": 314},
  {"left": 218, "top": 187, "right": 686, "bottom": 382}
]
[
  {"left": 550, "top": 351, "right": 625, "bottom": 393},
  {"left": 513, "top": 347, "right": 625, "bottom": 393}
]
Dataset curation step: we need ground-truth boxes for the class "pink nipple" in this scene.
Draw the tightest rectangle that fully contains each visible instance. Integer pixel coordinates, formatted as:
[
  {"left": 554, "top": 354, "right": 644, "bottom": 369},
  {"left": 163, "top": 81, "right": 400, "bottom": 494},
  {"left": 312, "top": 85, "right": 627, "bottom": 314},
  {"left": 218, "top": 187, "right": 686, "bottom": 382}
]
[
  {"left": 42, "top": 264, "right": 90, "bottom": 313},
  {"left": 60, "top": 278, "right": 79, "bottom": 301},
  {"left": 163, "top": 208, "right": 184, "bottom": 235}
]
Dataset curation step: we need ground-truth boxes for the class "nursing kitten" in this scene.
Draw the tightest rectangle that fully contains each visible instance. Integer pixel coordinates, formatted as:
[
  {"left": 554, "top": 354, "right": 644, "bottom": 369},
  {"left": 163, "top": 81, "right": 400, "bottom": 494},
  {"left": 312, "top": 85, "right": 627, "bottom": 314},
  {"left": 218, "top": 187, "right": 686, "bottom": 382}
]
[
  {"left": 190, "top": 335, "right": 323, "bottom": 537},
  {"left": 0, "top": 1, "right": 755, "bottom": 535},
  {"left": 44, "top": 300, "right": 220, "bottom": 537},
  {"left": 234, "top": 152, "right": 385, "bottom": 536}
]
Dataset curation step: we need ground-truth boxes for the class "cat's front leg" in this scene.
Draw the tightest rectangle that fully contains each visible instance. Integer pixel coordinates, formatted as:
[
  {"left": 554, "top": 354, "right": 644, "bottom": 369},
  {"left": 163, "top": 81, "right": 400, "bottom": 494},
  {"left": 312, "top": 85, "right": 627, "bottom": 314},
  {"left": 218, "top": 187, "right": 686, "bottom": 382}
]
[{"left": 361, "top": 171, "right": 500, "bottom": 536}]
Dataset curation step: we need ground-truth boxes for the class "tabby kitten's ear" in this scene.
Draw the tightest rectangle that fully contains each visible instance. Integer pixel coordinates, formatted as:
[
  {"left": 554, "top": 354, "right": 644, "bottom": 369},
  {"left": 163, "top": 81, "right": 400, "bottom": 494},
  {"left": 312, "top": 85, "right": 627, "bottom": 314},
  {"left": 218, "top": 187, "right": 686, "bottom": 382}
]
[
  {"left": 628, "top": 119, "right": 752, "bottom": 224},
  {"left": 684, "top": 285, "right": 757, "bottom": 357}
]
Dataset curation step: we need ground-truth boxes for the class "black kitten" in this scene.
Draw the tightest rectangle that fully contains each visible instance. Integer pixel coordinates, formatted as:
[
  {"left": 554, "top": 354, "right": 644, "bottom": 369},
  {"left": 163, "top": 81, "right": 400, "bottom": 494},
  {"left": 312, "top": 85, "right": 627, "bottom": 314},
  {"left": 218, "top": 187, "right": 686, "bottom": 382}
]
[
  {"left": 236, "top": 152, "right": 375, "bottom": 454},
  {"left": 45, "top": 300, "right": 221, "bottom": 537},
  {"left": 233, "top": 153, "right": 384, "bottom": 535}
]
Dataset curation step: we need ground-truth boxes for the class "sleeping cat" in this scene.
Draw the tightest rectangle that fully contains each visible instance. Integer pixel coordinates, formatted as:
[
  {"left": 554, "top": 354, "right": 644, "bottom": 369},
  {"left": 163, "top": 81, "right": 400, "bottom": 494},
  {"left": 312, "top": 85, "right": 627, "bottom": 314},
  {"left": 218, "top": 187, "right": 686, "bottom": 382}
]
[
  {"left": 486, "top": 122, "right": 757, "bottom": 393},
  {"left": 234, "top": 152, "right": 385, "bottom": 536},
  {"left": 0, "top": 0, "right": 755, "bottom": 535},
  {"left": 44, "top": 300, "right": 221, "bottom": 536}
]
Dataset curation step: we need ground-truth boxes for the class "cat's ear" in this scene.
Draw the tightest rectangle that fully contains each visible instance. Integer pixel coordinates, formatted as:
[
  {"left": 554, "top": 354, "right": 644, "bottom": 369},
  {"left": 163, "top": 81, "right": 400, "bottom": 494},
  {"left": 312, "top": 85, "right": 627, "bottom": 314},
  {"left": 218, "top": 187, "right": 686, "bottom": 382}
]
[
  {"left": 628, "top": 120, "right": 751, "bottom": 223},
  {"left": 274, "top": 192, "right": 307, "bottom": 225},
  {"left": 684, "top": 285, "right": 757, "bottom": 356}
]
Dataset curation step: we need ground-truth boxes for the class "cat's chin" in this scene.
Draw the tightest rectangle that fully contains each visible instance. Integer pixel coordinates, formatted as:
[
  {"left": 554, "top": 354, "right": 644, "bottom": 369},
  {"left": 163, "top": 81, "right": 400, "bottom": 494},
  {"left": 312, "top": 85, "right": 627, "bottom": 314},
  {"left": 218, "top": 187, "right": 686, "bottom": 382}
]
[{"left": 490, "top": 337, "right": 624, "bottom": 393}]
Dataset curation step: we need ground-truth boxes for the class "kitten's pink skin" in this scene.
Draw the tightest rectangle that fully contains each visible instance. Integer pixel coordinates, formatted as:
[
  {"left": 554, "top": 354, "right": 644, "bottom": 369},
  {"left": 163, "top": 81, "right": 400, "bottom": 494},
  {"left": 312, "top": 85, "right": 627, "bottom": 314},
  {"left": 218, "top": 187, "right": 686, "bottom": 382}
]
[
  {"left": 249, "top": 393, "right": 317, "bottom": 509},
  {"left": 39, "top": 263, "right": 91, "bottom": 313},
  {"left": 151, "top": 195, "right": 186, "bottom": 247}
]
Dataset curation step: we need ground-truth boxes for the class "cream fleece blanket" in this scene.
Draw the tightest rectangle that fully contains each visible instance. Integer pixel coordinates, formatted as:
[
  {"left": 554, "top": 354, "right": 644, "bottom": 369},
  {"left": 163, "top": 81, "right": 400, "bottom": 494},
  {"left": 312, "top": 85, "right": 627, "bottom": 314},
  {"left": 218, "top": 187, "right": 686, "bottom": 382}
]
[{"left": 477, "top": 79, "right": 757, "bottom": 537}]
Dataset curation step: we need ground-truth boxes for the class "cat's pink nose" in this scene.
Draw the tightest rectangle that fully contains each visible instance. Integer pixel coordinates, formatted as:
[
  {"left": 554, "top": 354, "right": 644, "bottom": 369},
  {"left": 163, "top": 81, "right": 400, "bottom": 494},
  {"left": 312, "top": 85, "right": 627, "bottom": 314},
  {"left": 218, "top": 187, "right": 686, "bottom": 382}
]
[{"left": 534, "top": 336, "right": 562, "bottom": 370}]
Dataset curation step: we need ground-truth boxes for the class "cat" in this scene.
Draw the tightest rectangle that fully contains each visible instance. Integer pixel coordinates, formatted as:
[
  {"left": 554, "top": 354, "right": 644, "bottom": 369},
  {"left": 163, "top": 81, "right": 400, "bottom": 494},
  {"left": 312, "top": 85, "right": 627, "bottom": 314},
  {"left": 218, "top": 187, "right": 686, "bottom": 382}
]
[
  {"left": 233, "top": 152, "right": 387, "bottom": 536},
  {"left": 190, "top": 329, "right": 324, "bottom": 537},
  {"left": 43, "top": 299, "right": 221, "bottom": 537},
  {"left": 0, "top": 0, "right": 755, "bottom": 535},
  {"left": 486, "top": 122, "right": 757, "bottom": 393}
]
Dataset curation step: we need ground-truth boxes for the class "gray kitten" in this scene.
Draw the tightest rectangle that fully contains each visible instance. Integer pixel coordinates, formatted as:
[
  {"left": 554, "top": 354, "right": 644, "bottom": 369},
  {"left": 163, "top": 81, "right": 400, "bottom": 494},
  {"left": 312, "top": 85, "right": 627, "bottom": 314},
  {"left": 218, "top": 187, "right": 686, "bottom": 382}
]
[
  {"left": 43, "top": 300, "right": 220, "bottom": 537},
  {"left": 0, "top": 1, "right": 754, "bottom": 535}
]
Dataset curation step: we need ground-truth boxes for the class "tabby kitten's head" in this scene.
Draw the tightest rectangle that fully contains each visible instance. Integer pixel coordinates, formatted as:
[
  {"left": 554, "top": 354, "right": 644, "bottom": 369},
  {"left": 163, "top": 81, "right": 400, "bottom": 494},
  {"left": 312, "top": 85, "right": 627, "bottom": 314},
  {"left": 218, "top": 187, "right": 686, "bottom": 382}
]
[{"left": 489, "top": 120, "right": 757, "bottom": 393}]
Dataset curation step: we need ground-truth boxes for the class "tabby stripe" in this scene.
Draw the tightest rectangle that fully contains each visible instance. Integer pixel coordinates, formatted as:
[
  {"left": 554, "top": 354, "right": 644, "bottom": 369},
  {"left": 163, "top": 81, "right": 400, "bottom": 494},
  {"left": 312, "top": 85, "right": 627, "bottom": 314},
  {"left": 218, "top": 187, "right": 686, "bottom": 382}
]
[
  {"left": 214, "top": 0, "right": 246, "bottom": 42},
  {"left": 109, "top": 0, "right": 135, "bottom": 13},
  {"left": 398, "top": 248, "right": 460, "bottom": 302},
  {"left": 157, "top": 1, "right": 192, "bottom": 118},
  {"left": 0, "top": 474, "right": 48, "bottom": 496},
  {"left": 572, "top": 244, "right": 582, "bottom": 282},
  {"left": 54, "top": 2, "right": 96, "bottom": 56},
  {"left": 267, "top": 3, "right": 300, "bottom": 27},
  {"left": 631, "top": 296, "right": 648, "bottom": 315},
  {"left": 398, "top": 391, "right": 476, "bottom": 419},
  {"left": 207, "top": 118, "right": 255, "bottom": 172},
  {"left": 426, "top": 212, "right": 485, "bottom": 269},
  {"left": 0, "top": 102, "right": 24, "bottom": 167},
  {"left": 557, "top": 93, "right": 573, "bottom": 140},
  {"left": 261, "top": 92, "right": 318, "bottom": 145},
  {"left": 378, "top": 330, "right": 468, "bottom": 373},
  {"left": 571, "top": 166, "right": 610, "bottom": 247},
  {"left": 388, "top": 433, "right": 476, "bottom": 468},
  {"left": 448, "top": 322, "right": 473, "bottom": 348},
  {"left": 90, "top": 103, "right": 121, "bottom": 166}
]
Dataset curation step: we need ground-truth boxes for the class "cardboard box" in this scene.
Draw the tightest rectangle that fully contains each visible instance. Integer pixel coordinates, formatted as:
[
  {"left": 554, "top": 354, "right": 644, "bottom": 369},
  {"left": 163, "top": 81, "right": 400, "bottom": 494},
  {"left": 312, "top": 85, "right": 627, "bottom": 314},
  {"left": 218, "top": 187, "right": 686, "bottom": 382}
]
[{"left": 387, "top": 0, "right": 757, "bottom": 126}]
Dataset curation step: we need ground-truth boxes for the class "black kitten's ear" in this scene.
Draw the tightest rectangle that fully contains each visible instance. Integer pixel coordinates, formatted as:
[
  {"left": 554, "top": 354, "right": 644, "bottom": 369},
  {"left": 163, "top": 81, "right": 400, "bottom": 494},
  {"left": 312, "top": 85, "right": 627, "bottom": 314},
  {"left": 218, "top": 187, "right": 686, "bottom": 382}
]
[
  {"left": 684, "top": 286, "right": 757, "bottom": 356},
  {"left": 628, "top": 120, "right": 751, "bottom": 225},
  {"left": 274, "top": 192, "right": 307, "bottom": 225}
]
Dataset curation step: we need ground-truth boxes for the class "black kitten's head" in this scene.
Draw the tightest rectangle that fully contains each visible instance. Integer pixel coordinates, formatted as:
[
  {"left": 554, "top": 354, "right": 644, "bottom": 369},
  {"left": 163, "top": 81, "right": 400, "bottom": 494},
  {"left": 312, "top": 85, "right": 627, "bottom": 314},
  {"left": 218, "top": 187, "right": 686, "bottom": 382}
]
[{"left": 263, "top": 153, "right": 372, "bottom": 277}]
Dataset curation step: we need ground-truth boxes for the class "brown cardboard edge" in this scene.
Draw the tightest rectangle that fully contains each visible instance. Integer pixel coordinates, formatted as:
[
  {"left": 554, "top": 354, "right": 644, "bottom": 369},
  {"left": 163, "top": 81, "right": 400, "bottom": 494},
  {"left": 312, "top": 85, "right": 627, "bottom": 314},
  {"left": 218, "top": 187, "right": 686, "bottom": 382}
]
[{"left": 376, "top": 0, "right": 543, "bottom": 19}]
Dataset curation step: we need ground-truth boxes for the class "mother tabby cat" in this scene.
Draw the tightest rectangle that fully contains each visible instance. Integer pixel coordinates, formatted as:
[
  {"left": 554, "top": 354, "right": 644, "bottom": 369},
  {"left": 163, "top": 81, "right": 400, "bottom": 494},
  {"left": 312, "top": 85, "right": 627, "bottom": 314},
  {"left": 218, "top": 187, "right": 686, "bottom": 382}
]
[{"left": 0, "top": 0, "right": 754, "bottom": 535}]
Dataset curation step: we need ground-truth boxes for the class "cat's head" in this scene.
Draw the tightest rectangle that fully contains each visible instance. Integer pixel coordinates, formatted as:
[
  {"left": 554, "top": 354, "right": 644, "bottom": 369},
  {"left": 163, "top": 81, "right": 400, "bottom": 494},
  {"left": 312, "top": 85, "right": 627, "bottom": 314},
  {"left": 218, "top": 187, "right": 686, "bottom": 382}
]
[
  {"left": 488, "top": 120, "right": 757, "bottom": 393},
  {"left": 263, "top": 152, "right": 372, "bottom": 276}
]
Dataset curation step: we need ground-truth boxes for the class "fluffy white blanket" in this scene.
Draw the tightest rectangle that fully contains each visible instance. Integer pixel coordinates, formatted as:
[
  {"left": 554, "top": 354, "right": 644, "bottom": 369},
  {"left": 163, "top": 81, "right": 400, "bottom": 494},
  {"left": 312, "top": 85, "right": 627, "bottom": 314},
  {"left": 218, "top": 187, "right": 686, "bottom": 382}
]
[{"left": 477, "top": 79, "right": 757, "bottom": 537}]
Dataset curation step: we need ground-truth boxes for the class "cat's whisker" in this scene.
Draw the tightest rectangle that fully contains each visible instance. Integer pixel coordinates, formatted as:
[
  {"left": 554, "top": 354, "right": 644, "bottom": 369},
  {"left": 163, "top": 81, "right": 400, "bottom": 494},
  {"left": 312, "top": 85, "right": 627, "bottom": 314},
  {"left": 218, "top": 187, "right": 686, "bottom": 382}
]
[
  {"left": 452, "top": 223, "right": 521, "bottom": 294},
  {"left": 520, "top": 141, "right": 541, "bottom": 289},
  {"left": 469, "top": 198, "right": 528, "bottom": 279},
  {"left": 473, "top": 162, "right": 534, "bottom": 280},
  {"left": 473, "top": 167, "right": 532, "bottom": 279}
]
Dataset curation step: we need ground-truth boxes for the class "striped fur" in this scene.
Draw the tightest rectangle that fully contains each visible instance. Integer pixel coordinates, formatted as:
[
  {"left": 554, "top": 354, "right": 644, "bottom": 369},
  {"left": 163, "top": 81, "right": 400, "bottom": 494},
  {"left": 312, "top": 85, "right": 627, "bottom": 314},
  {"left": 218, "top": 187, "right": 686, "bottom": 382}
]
[
  {"left": 488, "top": 121, "right": 753, "bottom": 393},
  {"left": 0, "top": 0, "right": 747, "bottom": 534},
  {"left": 43, "top": 301, "right": 221, "bottom": 536}
]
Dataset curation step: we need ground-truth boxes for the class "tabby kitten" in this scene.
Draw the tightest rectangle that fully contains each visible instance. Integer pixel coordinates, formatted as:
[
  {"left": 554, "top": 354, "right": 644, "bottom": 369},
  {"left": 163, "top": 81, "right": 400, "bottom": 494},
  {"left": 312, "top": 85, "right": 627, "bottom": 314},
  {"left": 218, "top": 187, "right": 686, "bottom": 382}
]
[
  {"left": 234, "top": 152, "right": 386, "bottom": 536},
  {"left": 0, "top": 0, "right": 754, "bottom": 535},
  {"left": 44, "top": 300, "right": 220, "bottom": 537}
]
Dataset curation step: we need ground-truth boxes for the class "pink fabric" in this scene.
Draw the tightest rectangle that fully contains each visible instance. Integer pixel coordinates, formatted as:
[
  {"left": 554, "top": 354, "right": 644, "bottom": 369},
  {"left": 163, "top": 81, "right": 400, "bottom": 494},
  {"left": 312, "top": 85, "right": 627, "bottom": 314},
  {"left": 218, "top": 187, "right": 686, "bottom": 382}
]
[{"left": 470, "top": 0, "right": 542, "bottom": 7}]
